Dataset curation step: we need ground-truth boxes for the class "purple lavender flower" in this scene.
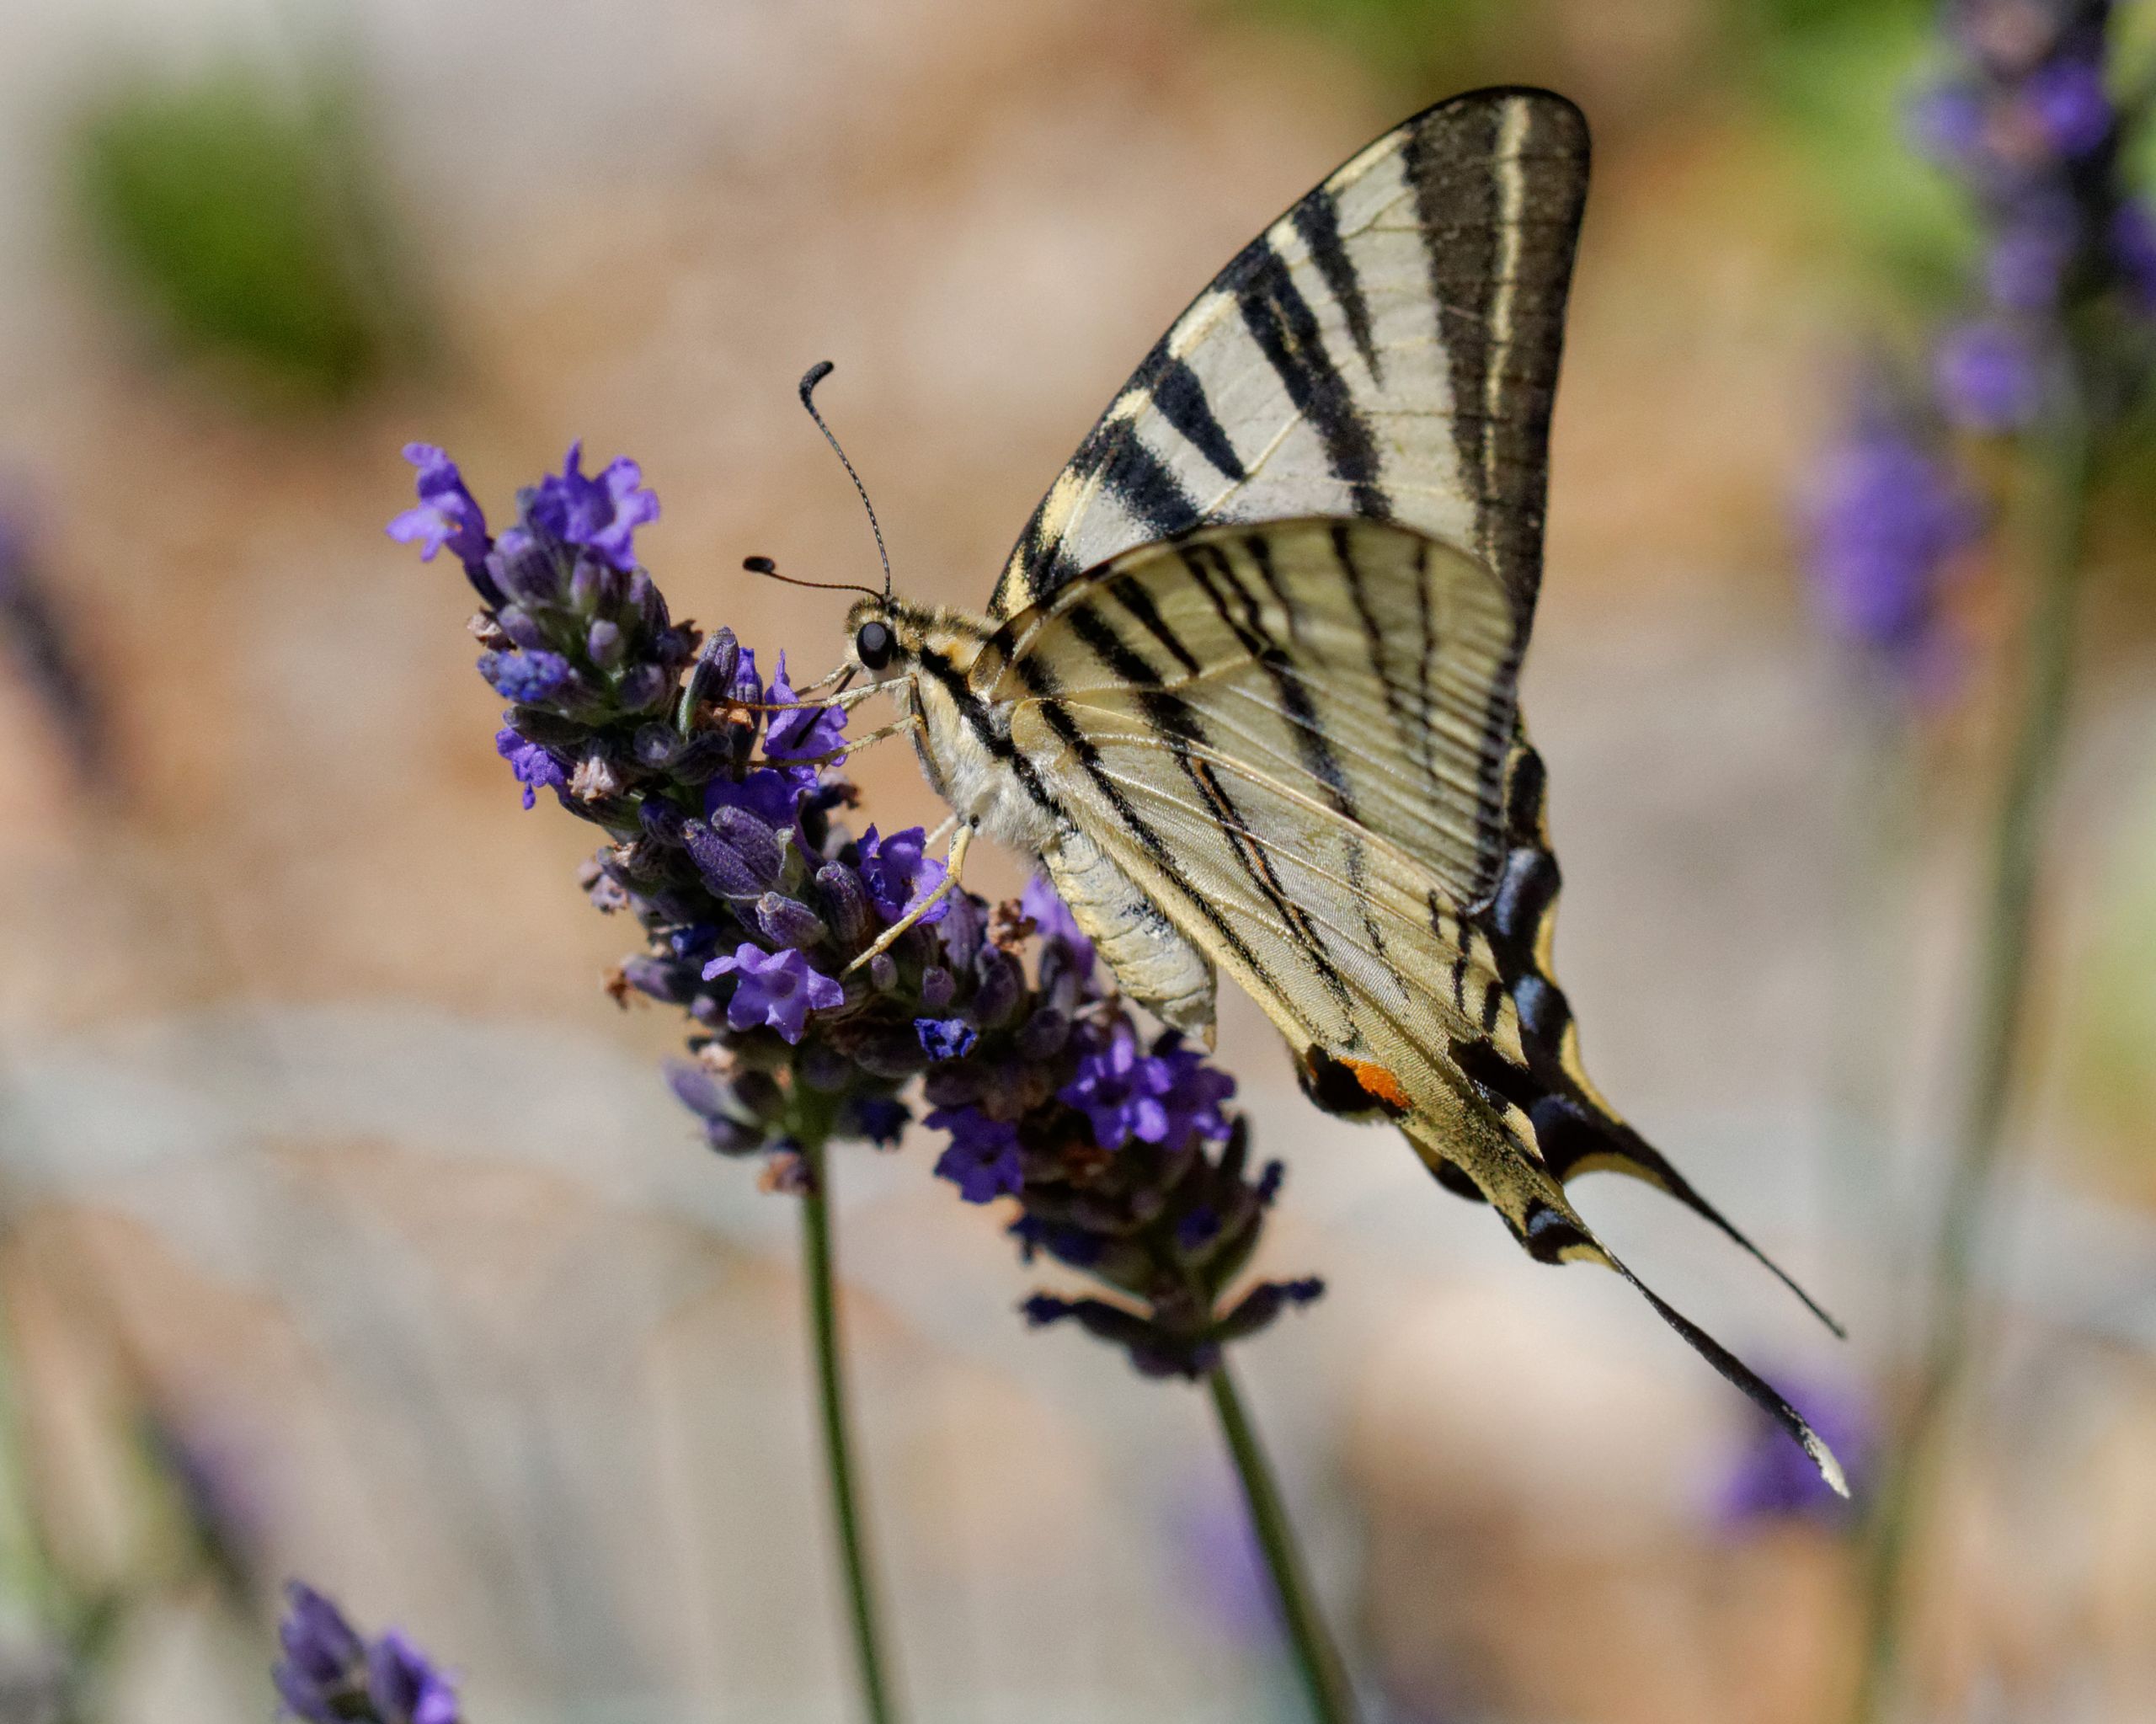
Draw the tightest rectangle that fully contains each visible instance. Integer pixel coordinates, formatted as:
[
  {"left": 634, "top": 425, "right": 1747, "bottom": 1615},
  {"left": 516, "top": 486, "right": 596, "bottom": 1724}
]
[
  {"left": 929, "top": 1108, "right": 1023, "bottom": 1202},
  {"left": 1906, "top": 82, "right": 1987, "bottom": 166},
  {"left": 1061, "top": 1024, "right": 1187, "bottom": 1148},
  {"left": 857, "top": 825, "right": 949, "bottom": 926},
  {"left": 478, "top": 648, "right": 573, "bottom": 704},
  {"left": 1802, "top": 421, "right": 1980, "bottom": 665},
  {"left": 705, "top": 763, "right": 818, "bottom": 828},
  {"left": 915, "top": 1017, "right": 978, "bottom": 1061},
  {"left": 366, "top": 1632, "right": 460, "bottom": 1724},
  {"left": 2113, "top": 198, "right": 2156, "bottom": 310},
  {"left": 495, "top": 440, "right": 658, "bottom": 572},
  {"left": 1935, "top": 318, "right": 2045, "bottom": 430},
  {"left": 387, "top": 444, "right": 490, "bottom": 568},
  {"left": 703, "top": 942, "right": 843, "bottom": 1043},
  {"left": 762, "top": 653, "right": 847, "bottom": 761},
  {"left": 274, "top": 1583, "right": 368, "bottom": 1722},
  {"left": 2022, "top": 56, "right": 2111, "bottom": 158},
  {"left": 495, "top": 727, "right": 567, "bottom": 809},
  {"left": 1986, "top": 200, "right": 2075, "bottom": 309}
]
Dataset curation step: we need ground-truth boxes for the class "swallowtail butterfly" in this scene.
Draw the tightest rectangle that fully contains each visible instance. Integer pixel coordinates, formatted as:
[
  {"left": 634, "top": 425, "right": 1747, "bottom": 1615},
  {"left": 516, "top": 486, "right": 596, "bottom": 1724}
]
[{"left": 820, "top": 87, "right": 1844, "bottom": 1489}]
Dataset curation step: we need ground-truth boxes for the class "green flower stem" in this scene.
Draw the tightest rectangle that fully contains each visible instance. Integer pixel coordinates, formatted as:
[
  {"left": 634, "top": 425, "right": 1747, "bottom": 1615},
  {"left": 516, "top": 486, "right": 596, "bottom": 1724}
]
[
  {"left": 1208, "top": 1362, "right": 1358, "bottom": 1723},
  {"left": 796, "top": 1124, "right": 900, "bottom": 1724},
  {"left": 1851, "top": 392, "right": 2091, "bottom": 1724}
]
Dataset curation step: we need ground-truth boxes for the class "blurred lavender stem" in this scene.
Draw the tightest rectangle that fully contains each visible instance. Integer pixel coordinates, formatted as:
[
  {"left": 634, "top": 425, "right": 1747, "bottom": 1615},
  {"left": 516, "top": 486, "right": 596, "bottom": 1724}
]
[
  {"left": 1208, "top": 1364, "right": 1357, "bottom": 1724},
  {"left": 1853, "top": 381, "right": 2091, "bottom": 1723},
  {"left": 796, "top": 1118, "right": 899, "bottom": 1724}
]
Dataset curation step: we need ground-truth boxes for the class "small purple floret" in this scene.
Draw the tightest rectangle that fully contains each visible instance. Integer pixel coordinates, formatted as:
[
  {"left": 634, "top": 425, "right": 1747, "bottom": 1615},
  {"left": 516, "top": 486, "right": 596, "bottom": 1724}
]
[
  {"left": 2023, "top": 58, "right": 2111, "bottom": 158},
  {"left": 1935, "top": 318, "right": 2044, "bottom": 430},
  {"left": 929, "top": 1107, "right": 1023, "bottom": 1202},
  {"left": 495, "top": 727, "right": 567, "bottom": 809},
  {"left": 857, "top": 825, "right": 949, "bottom": 926},
  {"left": 915, "top": 1017, "right": 977, "bottom": 1061},
  {"left": 1802, "top": 424, "right": 1980, "bottom": 662},
  {"left": 702, "top": 942, "right": 842, "bottom": 1043},
  {"left": 366, "top": 1631, "right": 462, "bottom": 1724},
  {"left": 387, "top": 444, "right": 491, "bottom": 568},
  {"left": 479, "top": 648, "right": 573, "bottom": 704},
  {"left": 496, "top": 440, "right": 659, "bottom": 572},
  {"left": 762, "top": 653, "right": 848, "bottom": 761}
]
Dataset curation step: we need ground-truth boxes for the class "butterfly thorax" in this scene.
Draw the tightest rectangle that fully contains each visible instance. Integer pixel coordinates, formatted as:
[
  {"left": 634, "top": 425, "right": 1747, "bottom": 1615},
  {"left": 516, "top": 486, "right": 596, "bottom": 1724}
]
[{"left": 845, "top": 595, "right": 1064, "bottom": 857}]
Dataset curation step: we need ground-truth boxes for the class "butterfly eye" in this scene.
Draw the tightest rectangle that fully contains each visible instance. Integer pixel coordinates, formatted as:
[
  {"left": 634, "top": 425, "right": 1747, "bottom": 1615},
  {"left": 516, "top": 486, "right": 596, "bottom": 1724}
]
[{"left": 855, "top": 620, "right": 895, "bottom": 670}]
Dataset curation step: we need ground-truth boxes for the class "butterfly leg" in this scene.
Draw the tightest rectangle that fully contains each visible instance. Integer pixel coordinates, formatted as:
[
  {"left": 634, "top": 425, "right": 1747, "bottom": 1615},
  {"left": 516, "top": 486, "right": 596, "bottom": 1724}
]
[
  {"left": 790, "top": 712, "right": 927, "bottom": 768},
  {"left": 843, "top": 819, "right": 974, "bottom": 973}
]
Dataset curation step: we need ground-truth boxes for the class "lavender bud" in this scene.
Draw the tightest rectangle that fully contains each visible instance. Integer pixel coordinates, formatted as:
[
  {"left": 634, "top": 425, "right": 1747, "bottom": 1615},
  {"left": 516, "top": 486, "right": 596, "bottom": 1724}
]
[
  {"left": 616, "top": 662, "right": 670, "bottom": 713},
  {"left": 922, "top": 1065, "right": 985, "bottom": 1108},
  {"left": 705, "top": 1115, "right": 766, "bottom": 1155},
  {"left": 756, "top": 892, "right": 829, "bottom": 950},
  {"left": 588, "top": 619, "right": 626, "bottom": 669},
  {"left": 798, "top": 1039, "right": 853, "bottom": 1092},
  {"left": 868, "top": 952, "right": 899, "bottom": 994},
  {"left": 632, "top": 723, "right": 685, "bottom": 769},
  {"left": 732, "top": 1069, "right": 787, "bottom": 1118},
  {"left": 682, "top": 820, "right": 761, "bottom": 897},
  {"left": 815, "top": 863, "right": 874, "bottom": 946},
  {"left": 623, "top": 954, "right": 691, "bottom": 1005},
  {"left": 939, "top": 893, "right": 986, "bottom": 969},
  {"left": 1015, "top": 1006, "right": 1070, "bottom": 1060},
  {"left": 671, "top": 733, "right": 736, "bottom": 784},
  {"left": 505, "top": 705, "right": 586, "bottom": 748},
  {"left": 492, "top": 539, "right": 561, "bottom": 606},
  {"left": 849, "top": 1026, "right": 929, "bottom": 1079},
  {"left": 494, "top": 605, "right": 550, "bottom": 651},
  {"left": 664, "top": 1058, "right": 730, "bottom": 1118},
  {"left": 568, "top": 560, "right": 601, "bottom": 613},
  {"left": 627, "top": 569, "right": 668, "bottom": 633},
  {"left": 919, "top": 965, "right": 955, "bottom": 1011},
  {"left": 683, "top": 628, "right": 739, "bottom": 713},
  {"left": 638, "top": 798, "right": 687, "bottom": 846},
  {"left": 712, "top": 807, "right": 784, "bottom": 884},
  {"left": 973, "top": 949, "right": 1022, "bottom": 1026}
]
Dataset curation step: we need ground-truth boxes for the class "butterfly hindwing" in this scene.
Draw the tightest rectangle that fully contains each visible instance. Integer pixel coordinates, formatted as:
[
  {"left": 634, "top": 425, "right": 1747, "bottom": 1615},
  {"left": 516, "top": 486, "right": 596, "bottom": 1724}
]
[
  {"left": 990, "top": 87, "right": 1588, "bottom": 627},
  {"left": 988, "top": 517, "right": 1845, "bottom": 1488}
]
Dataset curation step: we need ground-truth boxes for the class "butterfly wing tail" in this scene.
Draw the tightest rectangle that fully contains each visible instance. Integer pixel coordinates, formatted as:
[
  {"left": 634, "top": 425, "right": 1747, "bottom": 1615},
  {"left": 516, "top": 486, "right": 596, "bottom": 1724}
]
[
  {"left": 1540, "top": 1100, "right": 1847, "bottom": 1339},
  {"left": 1403, "top": 1123, "right": 1848, "bottom": 1496}
]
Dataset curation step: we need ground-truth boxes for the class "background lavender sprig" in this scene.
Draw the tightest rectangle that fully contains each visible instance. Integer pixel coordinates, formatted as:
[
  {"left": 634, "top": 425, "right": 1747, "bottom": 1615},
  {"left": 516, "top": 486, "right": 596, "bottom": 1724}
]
[{"left": 274, "top": 1582, "right": 459, "bottom": 1724}]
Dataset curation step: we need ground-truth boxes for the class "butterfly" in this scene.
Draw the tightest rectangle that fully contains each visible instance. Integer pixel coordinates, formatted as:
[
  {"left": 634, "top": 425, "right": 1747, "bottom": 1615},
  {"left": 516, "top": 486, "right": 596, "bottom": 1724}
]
[{"left": 814, "top": 86, "right": 1845, "bottom": 1490}]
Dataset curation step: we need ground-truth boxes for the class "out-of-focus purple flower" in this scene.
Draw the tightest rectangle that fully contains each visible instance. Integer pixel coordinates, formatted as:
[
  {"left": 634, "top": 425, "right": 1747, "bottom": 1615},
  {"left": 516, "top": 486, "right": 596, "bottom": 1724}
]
[
  {"left": 1986, "top": 203, "right": 2074, "bottom": 309},
  {"left": 1150, "top": 1033, "right": 1237, "bottom": 1145},
  {"left": 495, "top": 727, "right": 567, "bottom": 809},
  {"left": 1803, "top": 424, "right": 1981, "bottom": 664},
  {"left": 1935, "top": 318, "right": 2045, "bottom": 430},
  {"left": 915, "top": 1017, "right": 977, "bottom": 1061},
  {"left": 274, "top": 1583, "right": 367, "bottom": 1722},
  {"left": 929, "top": 1107, "right": 1023, "bottom": 1202},
  {"left": 478, "top": 648, "right": 573, "bottom": 705},
  {"left": 857, "top": 825, "right": 949, "bottom": 926},
  {"left": 495, "top": 440, "right": 658, "bottom": 572},
  {"left": 1716, "top": 1375, "right": 1869, "bottom": 1525},
  {"left": 387, "top": 444, "right": 491, "bottom": 568},
  {"left": 2023, "top": 57, "right": 2111, "bottom": 158},
  {"left": 846, "top": 1093, "right": 910, "bottom": 1145},
  {"left": 762, "top": 653, "right": 847, "bottom": 761},
  {"left": 702, "top": 942, "right": 842, "bottom": 1043},
  {"left": 1906, "top": 82, "right": 1988, "bottom": 165},
  {"left": 2113, "top": 199, "right": 2156, "bottom": 310},
  {"left": 1021, "top": 872, "right": 1094, "bottom": 979},
  {"left": 366, "top": 1631, "right": 460, "bottom": 1724}
]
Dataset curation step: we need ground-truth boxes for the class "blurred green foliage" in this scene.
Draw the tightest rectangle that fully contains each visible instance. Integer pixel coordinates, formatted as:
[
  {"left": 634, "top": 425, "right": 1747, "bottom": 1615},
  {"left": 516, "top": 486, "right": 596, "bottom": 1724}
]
[{"left": 75, "top": 67, "right": 418, "bottom": 403}]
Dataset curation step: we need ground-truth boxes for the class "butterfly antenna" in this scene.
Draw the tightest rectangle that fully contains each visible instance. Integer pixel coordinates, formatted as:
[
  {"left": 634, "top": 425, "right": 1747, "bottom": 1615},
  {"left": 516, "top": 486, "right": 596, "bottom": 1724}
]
[
  {"left": 740, "top": 554, "right": 880, "bottom": 601},
  {"left": 798, "top": 360, "right": 894, "bottom": 599}
]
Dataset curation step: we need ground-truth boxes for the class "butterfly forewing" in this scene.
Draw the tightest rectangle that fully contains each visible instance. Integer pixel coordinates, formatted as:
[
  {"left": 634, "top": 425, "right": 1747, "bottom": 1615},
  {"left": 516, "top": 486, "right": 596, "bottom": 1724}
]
[{"left": 991, "top": 88, "right": 1588, "bottom": 625}]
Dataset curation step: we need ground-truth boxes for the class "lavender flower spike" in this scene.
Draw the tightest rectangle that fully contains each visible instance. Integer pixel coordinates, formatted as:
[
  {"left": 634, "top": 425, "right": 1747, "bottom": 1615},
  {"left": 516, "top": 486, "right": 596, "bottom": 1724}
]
[{"left": 273, "top": 1581, "right": 459, "bottom": 1724}]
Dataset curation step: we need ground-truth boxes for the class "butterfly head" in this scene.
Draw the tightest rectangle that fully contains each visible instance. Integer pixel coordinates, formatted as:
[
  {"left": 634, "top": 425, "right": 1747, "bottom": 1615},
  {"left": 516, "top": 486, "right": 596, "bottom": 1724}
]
[{"left": 843, "top": 595, "right": 921, "bottom": 683}]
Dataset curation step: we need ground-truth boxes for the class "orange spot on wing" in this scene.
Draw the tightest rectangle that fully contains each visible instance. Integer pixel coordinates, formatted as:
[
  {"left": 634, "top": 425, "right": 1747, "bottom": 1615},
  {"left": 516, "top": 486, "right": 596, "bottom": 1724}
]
[{"left": 1342, "top": 1058, "right": 1408, "bottom": 1110}]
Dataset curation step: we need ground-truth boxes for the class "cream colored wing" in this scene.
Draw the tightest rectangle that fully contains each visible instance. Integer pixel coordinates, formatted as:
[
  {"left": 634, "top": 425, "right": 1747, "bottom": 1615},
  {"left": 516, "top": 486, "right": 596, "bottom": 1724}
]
[
  {"left": 991, "top": 87, "right": 1588, "bottom": 627},
  {"left": 987, "top": 516, "right": 1845, "bottom": 1491}
]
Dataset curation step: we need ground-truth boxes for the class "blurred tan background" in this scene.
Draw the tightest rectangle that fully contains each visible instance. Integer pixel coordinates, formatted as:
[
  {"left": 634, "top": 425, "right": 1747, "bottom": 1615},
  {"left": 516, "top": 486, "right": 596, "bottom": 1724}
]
[{"left": 1, "top": 0, "right": 2153, "bottom": 1719}]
